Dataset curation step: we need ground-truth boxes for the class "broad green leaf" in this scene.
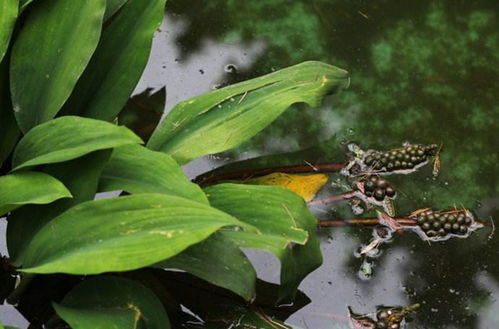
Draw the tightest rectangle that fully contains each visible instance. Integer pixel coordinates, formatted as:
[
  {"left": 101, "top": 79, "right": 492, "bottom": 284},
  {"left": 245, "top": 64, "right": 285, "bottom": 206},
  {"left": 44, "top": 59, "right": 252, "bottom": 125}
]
[
  {"left": 205, "top": 184, "right": 309, "bottom": 246},
  {"left": 60, "top": 0, "right": 167, "bottom": 122},
  {"left": 19, "top": 0, "right": 33, "bottom": 12},
  {"left": 148, "top": 61, "right": 349, "bottom": 164},
  {"left": 0, "top": 172, "right": 71, "bottom": 216},
  {"left": 21, "top": 194, "right": 254, "bottom": 274},
  {"left": 205, "top": 183, "right": 321, "bottom": 304},
  {"left": 118, "top": 87, "right": 165, "bottom": 142},
  {"left": 12, "top": 116, "right": 142, "bottom": 171},
  {"left": 7, "top": 150, "right": 112, "bottom": 265},
  {"left": 104, "top": 0, "right": 129, "bottom": 21},
  {"left": 0, "top": 0, "right": 17, "bottom": 63},
  {"left": 54, "top": 276, "right": 169, "bottom": 329},
  {"left": 156, "top": 232, "right": 257, "bottom": 301},
  {"left": 10, "top": 0, "right": 106, "bottom": 132},
  {"left": 99, "top": 144, "right": 208, "bottom": 204},
  {"left": 0, "top": 55, "right": 20, "bottom": 167}
]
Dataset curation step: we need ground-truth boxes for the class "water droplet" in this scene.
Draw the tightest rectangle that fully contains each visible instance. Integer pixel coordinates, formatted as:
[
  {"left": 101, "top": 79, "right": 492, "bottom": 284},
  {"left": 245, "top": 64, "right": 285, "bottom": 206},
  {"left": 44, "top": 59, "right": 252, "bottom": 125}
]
[{"left": 347, "top": 128, "right": 355, "bottom": 135}]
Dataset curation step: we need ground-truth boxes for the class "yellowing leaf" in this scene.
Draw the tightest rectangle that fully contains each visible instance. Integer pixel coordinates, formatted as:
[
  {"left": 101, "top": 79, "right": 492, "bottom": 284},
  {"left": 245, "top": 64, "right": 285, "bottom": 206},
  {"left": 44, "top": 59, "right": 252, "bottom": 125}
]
[{"left": 246, "top": 173, "right": 328, "bottom": 202}]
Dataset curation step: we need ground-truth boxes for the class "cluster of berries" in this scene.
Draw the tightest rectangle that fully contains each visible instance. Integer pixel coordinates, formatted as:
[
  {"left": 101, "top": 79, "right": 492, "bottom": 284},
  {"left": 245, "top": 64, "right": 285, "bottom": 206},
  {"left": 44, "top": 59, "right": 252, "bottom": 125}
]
[
  {"left": 364, "top": 144, "right": 439, "bottom": 172},
  {"left": 375, "top": 308, "right": 403, "bottom": 329},
  {"left": 362, "top": 175, "right": 396, "bottom": 201},
  {"left": 415, "top": 209, "right": 473, "bottom": 239}
]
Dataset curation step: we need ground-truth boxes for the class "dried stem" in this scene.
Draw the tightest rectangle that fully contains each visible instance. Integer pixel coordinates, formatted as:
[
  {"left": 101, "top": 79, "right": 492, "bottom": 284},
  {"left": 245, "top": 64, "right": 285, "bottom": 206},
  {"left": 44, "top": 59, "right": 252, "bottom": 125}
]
[
  {"left": 194, "top": 162, "right": 346, "bottom": 186},
  {"left": 318, "top": 218, "right": 417, "bottom": 228}
]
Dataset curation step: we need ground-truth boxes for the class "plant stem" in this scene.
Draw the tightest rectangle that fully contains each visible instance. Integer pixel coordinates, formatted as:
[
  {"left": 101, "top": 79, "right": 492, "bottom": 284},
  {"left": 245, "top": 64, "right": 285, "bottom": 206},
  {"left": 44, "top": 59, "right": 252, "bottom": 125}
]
[
  {"left": 318, "top": 218, "right": 417, "bottom": 228},
  {"left": 308, "top": 191, "right": 357, "bottom": 206},
  {"left": 194, "top": 162, "right": 346, "bottom": 186},
  {"left": 7, "top": 273, "right": 36, "bottom": 305}
]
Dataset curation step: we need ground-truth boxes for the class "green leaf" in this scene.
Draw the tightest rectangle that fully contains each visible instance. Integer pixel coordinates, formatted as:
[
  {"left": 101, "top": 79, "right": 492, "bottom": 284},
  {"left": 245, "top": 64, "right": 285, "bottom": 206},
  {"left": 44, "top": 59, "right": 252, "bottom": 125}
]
[
  {"left": 0, "top": 0, "right": 17, "bottom": 63},
  {"left": 10, "top": 0, "right": 106, "bottom": 132},
  {"left": 19, "top": 0, "right": 34, "bottom": 12},
  {"left": 104, "top": 0, "right": 129, "bottom": 21},
  {"left": 54, "top": 276, "right": 169, "bottom": 329},
  {"left": 118, "top": 87, "right": 165, "bottom": 142},
  {"left": 148, "top": 61, "right": 349, "bottom": 164},
  {"left": 0, "top": 172, "right": 71, "bottom": 216},
  {"left": 205, "top": 184, "right": 309, "bottom": 246},
  {"left": 60, "top": 0, "right": 167, "bottom": 122},
  {"left": 99, "top": 144, "right": 208, "bottom": 204},
  {"left": 0, "top": 55, "right": 20, "bottom": 167},
  {"left": 7, "top": 150, "right": 112, "bottom": 265},
  {"left": 11, "top": 116, "right": 142, "bottom": 171},
  {"left": 205, "top": 183, "right": 321, "bottom": 304},
  {"left": 156, "top": 232, "right": 257, "bottom": 301},
  {"left": 21, "top": 194, "right": 254, "bottom": 274}
]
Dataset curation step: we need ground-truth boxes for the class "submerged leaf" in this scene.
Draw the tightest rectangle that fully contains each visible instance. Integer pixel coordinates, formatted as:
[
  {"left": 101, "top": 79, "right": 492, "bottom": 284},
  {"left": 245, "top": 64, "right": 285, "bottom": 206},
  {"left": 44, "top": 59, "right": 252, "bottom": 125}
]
[
  {"left": 247, "top": 172, "right": 328, "bottom": 202},
  {"left": 12, "top": 116, "right": 142, "bottom": 171},
  {"left": 54, "top": 276, "right": 170, "bottom": 329},
  {"left": 0, "top": 172, "right": 71, "bottom": 216},
  {"left": 21, "top": 194, "right": 253, "bottom": 274},
  {"left": 118, "top": 87, "right": 165, "bottom": 142},
  {"left": 10, "top": 0, "right": 106, "bottom": 132},
  {"left": 148, "top": 61, "right": 349, "bottom": 164}
]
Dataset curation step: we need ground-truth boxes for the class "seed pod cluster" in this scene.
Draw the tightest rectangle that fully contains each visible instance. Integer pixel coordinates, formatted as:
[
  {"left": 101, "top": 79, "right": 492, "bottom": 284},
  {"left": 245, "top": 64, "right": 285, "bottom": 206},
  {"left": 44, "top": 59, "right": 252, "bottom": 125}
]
[
  {"left": 415, "top": 209, "right": 473, "bottom": 239},
  {"left": 364, "top": 144, "right": 438, "bottom": 172},
  {"left": 362, "top": 175, "right": 396, "bottom": 201}
]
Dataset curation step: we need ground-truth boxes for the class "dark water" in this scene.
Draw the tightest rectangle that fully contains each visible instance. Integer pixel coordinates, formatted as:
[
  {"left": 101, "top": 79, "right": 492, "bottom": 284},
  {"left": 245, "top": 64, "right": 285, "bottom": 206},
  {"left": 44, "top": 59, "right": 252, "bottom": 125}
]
[{"left": 135, "top": 1, "right": 499, "bottom": 328}]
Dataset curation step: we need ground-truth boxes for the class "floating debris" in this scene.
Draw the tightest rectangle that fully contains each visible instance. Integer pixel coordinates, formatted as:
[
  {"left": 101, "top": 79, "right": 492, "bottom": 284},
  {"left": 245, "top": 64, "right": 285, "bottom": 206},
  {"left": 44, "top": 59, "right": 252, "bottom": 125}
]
[{"left": 348, "top": 304, "right": 420, "bottom": 329}]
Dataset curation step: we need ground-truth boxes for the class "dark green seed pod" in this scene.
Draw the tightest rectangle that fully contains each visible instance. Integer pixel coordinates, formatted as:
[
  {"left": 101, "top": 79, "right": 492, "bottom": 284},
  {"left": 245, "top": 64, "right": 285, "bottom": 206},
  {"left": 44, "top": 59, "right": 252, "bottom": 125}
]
[
  {"left": 374, "top": 188, "right": 385, "bottom": 201},
  {"left": 390, "top": 324, "right": 400, "bottom": 329},
  {"left": 433, "top": 221, "right": 441, "bottom": 229},
  {"left": 396, "top": 153, "right": 404, "bottom": 160},
  {"left": 370, "top": 176, "right": 379, "bottom": 183},
  {"left": 380, "top": 157, "right": 388, "bottom": 165},
  {"left": 376, "top": 321, "right": 387, "bottom": 328},
  {"left": 444, "top": 223, "right": 452, "bottom": 231},
  {"left": 427, "top": 230, "right": 437, "bottom": 237},
  {"left": 403, "top": 154, "right": 411, "bottom": 161},
  {"left": 417, "top": 149, "right": 425, "bottom": 156},
  {"left": 459, "top": 225, "right": 468, "bottom": 234},
  {"left": 417, "top": 216, "right": 426, "bottom": 224},
  {"left": 464, "top": 216, "right": 472, "bottom": 225},
  {"left": 401, "top": 161, "right": 408, "bottom": 168},
  {"left": 389, "top": 155, "right": 396, "bottom": 161},
  {"left": 400, "top": 149, "right": 407, "bottom": 155},
  {"left": 364, "top": 181, "right": 376, "bottom": 192},
  {"left": 394, "top": 160, "right": 401, "bottom": 168},
  {"left": 385, "top": 186, "right": 396, "bottom": 198},
  {"left": 452, "top": 223, "right": 460, "bottom": 231},
  {"left": 387, "top": 163, "right": 394, "bottom": 170},
  {"left": 410, "top": 156, "right": 418, "bottom": 163},
  {"left": 438, "top": 228, "right": 446, "bottom": 236},
  {"left": 457, "top": 216, "right": 465, "bottom": 224},
  {"left": 447, "top": 215, "right": 456, "bottom": 223},
  {"left": 377, "top": 179, "right": 389, "bottom": 189},
  {"left": 425, "top": 144, "right": 439, "bottom": 156},
  {"left": 422, "top": 223, "right": 431, "bottom": 231},
  {"left": 374, "top": 153, "right": 382, "bottom": 160},
  {"left": 427, "top": 214, "right": 435, "bottom": 222},
  {"left": 365, "top": 190, "right": 373, "bottom": 197},
  {"left": 438, "top": 217, "right": 447, "bottom": 224},
  {"left": 365, "top": 156, "right": 374, "bottom": 165}
]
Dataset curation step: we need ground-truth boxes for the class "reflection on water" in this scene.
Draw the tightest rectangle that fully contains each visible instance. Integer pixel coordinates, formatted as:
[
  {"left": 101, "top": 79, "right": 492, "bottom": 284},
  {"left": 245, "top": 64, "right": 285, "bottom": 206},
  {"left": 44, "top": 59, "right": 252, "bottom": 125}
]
[{"left": 135, "top": 1, "right": 499, "bottom": 328}]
